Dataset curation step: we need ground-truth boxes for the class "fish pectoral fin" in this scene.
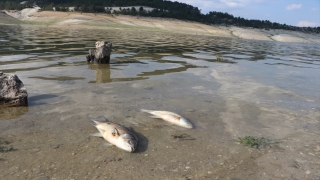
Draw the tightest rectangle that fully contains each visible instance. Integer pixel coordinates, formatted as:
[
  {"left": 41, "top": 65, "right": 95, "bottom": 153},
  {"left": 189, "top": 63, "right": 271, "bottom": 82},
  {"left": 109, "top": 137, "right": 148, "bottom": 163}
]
[
  {"left": 111, "top": 128, "right": 119, "bottom": 136},
  {"left": 90, "top": 133, "right": 103, "bottom": 137},
  {"left": 100, "top": 142, "right": 113, "bottom": 147}
]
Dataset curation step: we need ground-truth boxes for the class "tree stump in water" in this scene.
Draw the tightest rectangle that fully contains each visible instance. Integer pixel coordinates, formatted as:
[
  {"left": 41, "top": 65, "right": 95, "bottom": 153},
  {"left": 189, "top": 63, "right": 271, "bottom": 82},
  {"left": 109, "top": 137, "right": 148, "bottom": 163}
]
[{"left": 86, "top": 41, "right": 112, "bottom": 64}]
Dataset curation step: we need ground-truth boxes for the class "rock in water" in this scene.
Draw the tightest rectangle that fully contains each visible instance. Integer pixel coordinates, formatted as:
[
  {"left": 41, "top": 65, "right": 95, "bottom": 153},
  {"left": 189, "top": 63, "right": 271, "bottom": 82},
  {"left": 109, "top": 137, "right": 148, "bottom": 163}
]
[
  {"left": 0, "top": 72, "right": 28, "bottom": 106},
  {"left": 86, "top": 41, "right": 112, "bottom": 64}
]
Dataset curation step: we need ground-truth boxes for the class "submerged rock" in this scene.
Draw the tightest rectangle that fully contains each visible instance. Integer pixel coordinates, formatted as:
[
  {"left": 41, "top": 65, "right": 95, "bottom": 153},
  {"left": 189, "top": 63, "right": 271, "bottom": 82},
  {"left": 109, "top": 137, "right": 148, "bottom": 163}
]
[
  {"left": 86, "top": 41, "right": 112, "bottom": 64},
  {"left": 0, "top": 72, "right": 28, "bottom": 106}
]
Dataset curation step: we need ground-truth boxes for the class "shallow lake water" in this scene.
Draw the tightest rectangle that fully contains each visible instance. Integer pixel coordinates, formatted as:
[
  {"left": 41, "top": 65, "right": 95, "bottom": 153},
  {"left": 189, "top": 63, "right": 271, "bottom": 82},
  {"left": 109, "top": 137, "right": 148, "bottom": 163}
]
[{"left": 0, "top": 25, "right": 320, "bottom": 180}]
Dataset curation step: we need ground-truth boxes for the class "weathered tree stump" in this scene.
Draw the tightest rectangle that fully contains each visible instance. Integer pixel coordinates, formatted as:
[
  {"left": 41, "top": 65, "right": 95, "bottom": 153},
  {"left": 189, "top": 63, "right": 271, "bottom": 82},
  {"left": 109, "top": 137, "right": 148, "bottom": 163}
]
[
  {"left": 0, "top": 72, "right": 28, "bottom": 106},
  {"left": 86, "top": 41, "right": 112, "bottom": 64}
]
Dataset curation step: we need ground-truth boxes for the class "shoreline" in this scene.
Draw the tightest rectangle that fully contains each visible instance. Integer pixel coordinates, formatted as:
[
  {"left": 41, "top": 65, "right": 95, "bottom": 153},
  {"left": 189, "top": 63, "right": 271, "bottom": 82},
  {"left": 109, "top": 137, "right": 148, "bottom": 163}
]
[{"left": 1, "top": 8, "right": 320, "bottom": 44}]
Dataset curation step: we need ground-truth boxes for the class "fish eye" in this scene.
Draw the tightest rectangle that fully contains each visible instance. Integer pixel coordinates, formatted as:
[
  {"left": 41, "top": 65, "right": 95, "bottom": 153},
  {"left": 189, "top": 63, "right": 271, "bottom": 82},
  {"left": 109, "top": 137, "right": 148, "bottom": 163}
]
[{"left": 128, "top": 140, "right": 136, "bottom": 146}]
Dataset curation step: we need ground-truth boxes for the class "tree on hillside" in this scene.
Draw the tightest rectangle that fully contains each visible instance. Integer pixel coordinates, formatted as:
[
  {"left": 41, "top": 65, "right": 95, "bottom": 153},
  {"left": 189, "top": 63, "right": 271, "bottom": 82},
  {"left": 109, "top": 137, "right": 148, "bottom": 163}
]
[
  {"left": 131, "top": 7, "right": 137, "bottom": 15},
  {"left": 43, "top": 3, "right": 54, "bottom": 11}
]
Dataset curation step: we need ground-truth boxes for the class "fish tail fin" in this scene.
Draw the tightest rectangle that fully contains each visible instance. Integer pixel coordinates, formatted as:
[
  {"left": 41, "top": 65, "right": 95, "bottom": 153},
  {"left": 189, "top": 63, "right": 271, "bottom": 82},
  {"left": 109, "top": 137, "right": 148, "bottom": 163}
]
[
  {"left": 87, "top": 115, "right": 108, "bottom": 126},
  {"left": 140, "top": 109, "right": 152, "bottom": 113},
  {"left": 141, "top": 109, "right": 160, "bottom": 119}
]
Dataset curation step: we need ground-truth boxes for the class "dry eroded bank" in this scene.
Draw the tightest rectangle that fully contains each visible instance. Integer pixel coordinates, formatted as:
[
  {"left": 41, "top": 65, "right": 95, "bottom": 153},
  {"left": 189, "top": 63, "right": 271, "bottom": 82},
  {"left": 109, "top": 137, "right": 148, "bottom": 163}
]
[{"left": 3, "top": 9, "right": 320, "bottom": 44}]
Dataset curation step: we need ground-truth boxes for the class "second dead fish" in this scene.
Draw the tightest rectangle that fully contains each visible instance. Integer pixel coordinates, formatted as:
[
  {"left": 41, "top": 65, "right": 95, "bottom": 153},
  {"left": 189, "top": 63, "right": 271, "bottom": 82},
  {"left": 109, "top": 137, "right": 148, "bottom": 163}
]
[{"left": 141, "top": 109, "right": 193, "bottom": 129}]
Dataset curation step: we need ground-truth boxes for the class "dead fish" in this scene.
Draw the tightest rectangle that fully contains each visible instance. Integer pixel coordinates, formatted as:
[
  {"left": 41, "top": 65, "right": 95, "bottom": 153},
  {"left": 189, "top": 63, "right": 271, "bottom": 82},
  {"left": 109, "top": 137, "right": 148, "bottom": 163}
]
[
  {"left": 88, "top": 115, "right": 138, "bottom": 152},
  {"left": 141, "top": 109, "right": 193, "bottom": 129}
]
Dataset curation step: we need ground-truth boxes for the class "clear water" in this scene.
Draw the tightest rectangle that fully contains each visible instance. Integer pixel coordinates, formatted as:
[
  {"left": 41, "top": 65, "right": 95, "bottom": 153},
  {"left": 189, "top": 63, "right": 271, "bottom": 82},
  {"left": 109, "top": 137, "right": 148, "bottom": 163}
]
[{"left": 0, "top": 25, "right": 319, "bottom": 180}]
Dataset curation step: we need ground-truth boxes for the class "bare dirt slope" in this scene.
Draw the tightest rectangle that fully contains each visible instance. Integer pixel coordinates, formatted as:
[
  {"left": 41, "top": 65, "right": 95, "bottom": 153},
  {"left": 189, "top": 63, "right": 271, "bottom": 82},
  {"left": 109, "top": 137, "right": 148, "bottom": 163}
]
[
  {"left": 0, "top": 11, "right": 21, "bottom": 24},
  {"left": 2, "top": 8, "right": 320, "bottom": 44}
]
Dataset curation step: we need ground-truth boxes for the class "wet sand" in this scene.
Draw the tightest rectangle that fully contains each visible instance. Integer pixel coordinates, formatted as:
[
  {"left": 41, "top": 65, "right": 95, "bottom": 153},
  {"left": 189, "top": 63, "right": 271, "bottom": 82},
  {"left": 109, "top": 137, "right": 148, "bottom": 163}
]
[{"left": 1, "top": 61, "right": 319, "bottom": 180}]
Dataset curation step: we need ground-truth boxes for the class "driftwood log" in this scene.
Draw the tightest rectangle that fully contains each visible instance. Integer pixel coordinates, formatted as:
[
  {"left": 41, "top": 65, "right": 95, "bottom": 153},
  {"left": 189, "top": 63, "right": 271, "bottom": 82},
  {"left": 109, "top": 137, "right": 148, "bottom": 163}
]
[{"left": 86, "top": 41, "right": 112, "bottom": 64}]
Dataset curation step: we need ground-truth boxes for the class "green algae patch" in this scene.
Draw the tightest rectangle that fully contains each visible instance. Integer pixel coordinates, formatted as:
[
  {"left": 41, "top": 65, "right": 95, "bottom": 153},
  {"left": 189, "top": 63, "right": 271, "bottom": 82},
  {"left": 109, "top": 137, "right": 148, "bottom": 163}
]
[
  {"left": 29, "top": 76, "right": 85, "bottom": 81},
  {"left": 238, "top": 136, "right": 279, "bottom": 149},
  {"left": 0, "top": 138, "right": 14, "bottom": 153}
]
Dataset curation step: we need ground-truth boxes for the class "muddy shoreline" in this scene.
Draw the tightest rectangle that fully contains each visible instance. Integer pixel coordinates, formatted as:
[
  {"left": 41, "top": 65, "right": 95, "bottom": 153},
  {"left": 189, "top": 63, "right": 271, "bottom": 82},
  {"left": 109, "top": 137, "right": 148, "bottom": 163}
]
[{"left": 1, "top": 67, "right": 319, "bottom": 180}]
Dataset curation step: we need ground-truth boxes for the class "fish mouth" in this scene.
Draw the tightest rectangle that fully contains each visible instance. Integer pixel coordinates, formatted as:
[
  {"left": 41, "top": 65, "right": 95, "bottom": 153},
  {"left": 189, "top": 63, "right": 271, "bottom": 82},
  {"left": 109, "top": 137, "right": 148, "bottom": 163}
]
[
  {"left": 118, "top": 134, "right": 138, "bottom": 152},
  {"left": 119, "top": 146, "right": 135, "bottom": 152},
  {"left": 181, "top": 118, "right": 193, "bottom": 128},
  {"left": 123, "top": 146, "right": 135, "bottom": 152},
  {"left": 186, "top": 123, "right": 193, "bottom": 128},
  {"left": 131, "top": 147, "right": 135, "bottom": 152}
]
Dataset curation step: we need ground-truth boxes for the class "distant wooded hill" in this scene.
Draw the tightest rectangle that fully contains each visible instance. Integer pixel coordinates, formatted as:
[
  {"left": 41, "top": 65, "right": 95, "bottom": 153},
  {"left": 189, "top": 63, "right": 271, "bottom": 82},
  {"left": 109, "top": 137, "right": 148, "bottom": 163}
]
[{"left": 1, "top": 0, "right": 319, "bottom": 33}]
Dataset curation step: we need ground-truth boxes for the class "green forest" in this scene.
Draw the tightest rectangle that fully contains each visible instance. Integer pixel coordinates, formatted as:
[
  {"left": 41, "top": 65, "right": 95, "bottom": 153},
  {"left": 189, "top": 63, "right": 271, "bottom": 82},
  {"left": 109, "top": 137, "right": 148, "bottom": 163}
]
[{"left": 1, "top": 0, "right": 319, "bottom": 33}]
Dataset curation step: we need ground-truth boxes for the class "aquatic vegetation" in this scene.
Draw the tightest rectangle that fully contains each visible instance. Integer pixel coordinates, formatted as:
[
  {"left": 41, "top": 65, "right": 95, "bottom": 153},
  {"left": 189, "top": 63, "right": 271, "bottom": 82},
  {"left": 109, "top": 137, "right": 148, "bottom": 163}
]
[
  {"left": 0, "top": 139, "right": 14, "bottom": 153},
  {"left": 172, "top": 133, "right": 195, "bottom": 140},
  {"left": 238, "top": 136, "right": 278, "bottom": 149}
]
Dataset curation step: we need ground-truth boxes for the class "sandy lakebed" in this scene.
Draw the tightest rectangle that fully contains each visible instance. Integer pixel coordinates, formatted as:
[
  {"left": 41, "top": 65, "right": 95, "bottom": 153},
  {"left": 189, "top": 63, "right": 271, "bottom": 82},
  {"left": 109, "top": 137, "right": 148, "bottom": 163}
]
[{"left": 0, "top": 8, "right": 320, "bottom": 180}]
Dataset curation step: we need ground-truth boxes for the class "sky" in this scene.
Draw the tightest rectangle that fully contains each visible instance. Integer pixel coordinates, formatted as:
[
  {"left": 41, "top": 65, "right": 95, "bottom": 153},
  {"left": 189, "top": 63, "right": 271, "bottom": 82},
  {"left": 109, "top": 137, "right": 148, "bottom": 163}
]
[{"left": 171, "top": 0, "right": 320, "bottom": 27}]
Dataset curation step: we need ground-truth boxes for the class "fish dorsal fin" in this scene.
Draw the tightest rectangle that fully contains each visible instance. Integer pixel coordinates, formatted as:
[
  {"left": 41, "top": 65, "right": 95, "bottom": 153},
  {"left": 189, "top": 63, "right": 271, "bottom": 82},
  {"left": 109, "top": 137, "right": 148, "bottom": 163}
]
[
  {"left": 165, "top": 111, "right": 181, "bottom": 117},
  {"left": 122, "top": 125, "right": 133, "bottom": 131},
  {"left": 87, "top": 115, "right": 109, "bottom": 126},
  {"left": 111, "top": 128, "right": 119, "bottom": 136}
]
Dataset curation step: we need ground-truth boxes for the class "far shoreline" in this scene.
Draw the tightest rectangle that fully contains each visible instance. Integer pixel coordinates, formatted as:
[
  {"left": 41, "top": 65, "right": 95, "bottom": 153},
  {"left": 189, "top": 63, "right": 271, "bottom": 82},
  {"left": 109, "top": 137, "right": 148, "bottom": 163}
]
[{"left": 1, "top": 8, "right": 320, "bottom": 45}]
